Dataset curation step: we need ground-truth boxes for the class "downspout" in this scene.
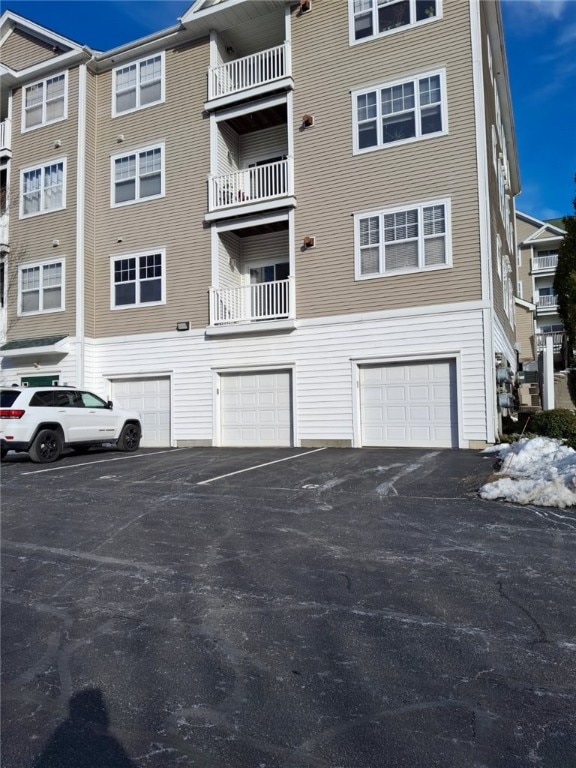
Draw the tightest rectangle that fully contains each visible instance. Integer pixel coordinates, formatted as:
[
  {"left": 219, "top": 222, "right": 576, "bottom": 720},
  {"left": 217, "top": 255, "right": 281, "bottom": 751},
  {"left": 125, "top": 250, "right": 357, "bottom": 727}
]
[{"left": 75, "top": 63, "right": 87, "bottom": 387}]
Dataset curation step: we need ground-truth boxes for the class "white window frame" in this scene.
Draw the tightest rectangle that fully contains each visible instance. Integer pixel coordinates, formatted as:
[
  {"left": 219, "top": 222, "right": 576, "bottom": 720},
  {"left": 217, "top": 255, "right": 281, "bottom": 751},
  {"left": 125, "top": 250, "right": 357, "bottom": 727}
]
[
  {"left": 348, "top": 0, "right": 442, "bottom": 46},
  {"left": 352, "top": 69, "right": 447, "bottom": 155},
  {"left": 110, "top": 143, "right": 165, "bottom": 208},
  {"left": 354, "top": 197, "right": 452, "bottom": 280},
  {"left": 21, "top": 72, "right": 68, "bottom": 132},
  {"left": 18, "top": 258, "right": 65, "bottom": 316},
  {"left": 112, "top": 52, "right": 165, "bottom": 117},
  {"left": 496, "top": 234, "right": 502, "bottom": 278},
  {"left": 19, "top": 158, "right": 67, "bottom": 219},
  {"left": 110, "top": 249, "right": 166, "bottom": 310}
]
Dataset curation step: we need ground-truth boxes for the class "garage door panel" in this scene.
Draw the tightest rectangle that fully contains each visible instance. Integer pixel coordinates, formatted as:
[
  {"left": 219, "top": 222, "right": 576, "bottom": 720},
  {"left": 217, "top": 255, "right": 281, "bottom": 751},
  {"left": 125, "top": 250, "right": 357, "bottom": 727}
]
[
  {"left": 361, "top": 361, "right": 457, "bottom": 448},
  {"left": 221, "top": 370, "right": 292, "bottom": 447},
  {"left": 112, "top": 377, "right": 171, "bottom": 448},
  {"left": 386, "top": 406, "right": 407, "bottom": 421}
]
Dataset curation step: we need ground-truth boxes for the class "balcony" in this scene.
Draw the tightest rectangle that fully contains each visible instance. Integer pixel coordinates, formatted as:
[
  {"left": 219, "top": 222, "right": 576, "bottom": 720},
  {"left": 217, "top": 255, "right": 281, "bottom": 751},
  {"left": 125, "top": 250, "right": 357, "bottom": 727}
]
[
  {"left": 535, "top": 331, "right": 565, "bottom": 353},
  {"left": 535, "top": 294, "right": 558, "bottom": 312},
  {"left": 0, "top": 119, "right": 10, "bottom": 156},
  {"left": 532, "top": 253, "right": 558, "bottom": 272},
  {"left": 210, "top": 277, "right": 294, "bottom": 326},
  {"left": 208, "top": 157, "right": 292, "bottom": 214},
  {"left": 207, "top": 43, "right": 291, "bottom": 106}
]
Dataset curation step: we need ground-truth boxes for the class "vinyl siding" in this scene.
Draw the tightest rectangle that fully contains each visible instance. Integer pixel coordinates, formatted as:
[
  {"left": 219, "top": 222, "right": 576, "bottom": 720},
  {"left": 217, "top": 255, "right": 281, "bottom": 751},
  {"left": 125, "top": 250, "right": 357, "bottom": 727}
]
[
  {"left": 290, "top": 0, "right": 482, "bottom": 319},
  {"left": 218, "top": 231, "right": 241, "bottom": 291},
  {"left": 534, "top": 228, "right": 561, "bottom": 241},
  {"left": 93, "top": 305, "right": 488, "bottom": 447},
  {"left": 218, "top": 122, "right": 240, "bottom": 174},
  {"left": 241, "top": 230, "right": 288, "bottom": 269},
  {"left": 239, "top": 126, "right": 287, "bottom": 165},
  {"left": 516, "top": 217, "right": 540, "bottom": 244},
  {"left": 0, "top": 28, "right": 64, "bottom": 71},
  {"left": 93, "top": 37, "right": 212, "bottom": 337},
  {"left": 515, "top": 301, "right": 535, "bottom": 362},
  {"left": 6, "top": 65, "right": 80, "bottom": 341}
]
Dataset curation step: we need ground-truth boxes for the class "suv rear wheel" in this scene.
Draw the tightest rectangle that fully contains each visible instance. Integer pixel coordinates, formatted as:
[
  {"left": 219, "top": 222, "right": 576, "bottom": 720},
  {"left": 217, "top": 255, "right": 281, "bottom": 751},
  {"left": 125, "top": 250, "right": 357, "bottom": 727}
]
[
  {"left": 117, "top": 423, "right": 141, "bottom": 452},
  {"left": 29, "top": 429, "right": 62, "bottom": 464}
]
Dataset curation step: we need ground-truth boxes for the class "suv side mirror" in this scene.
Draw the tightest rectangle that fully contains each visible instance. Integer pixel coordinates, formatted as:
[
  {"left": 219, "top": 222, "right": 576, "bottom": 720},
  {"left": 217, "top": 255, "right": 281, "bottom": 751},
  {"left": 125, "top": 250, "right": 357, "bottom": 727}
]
[{"left": 107, "top": 400, "right": 113, "bottom": 409}]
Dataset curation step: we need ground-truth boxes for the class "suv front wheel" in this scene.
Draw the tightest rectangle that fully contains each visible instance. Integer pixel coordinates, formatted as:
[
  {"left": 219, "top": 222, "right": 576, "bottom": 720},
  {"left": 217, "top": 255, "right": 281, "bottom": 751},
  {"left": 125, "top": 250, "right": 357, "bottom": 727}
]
[
  {"left": 29, "top": 429, "right": 63, "bottom": 464},
  {"left": 117, "top": 423, "right": 141, "bottom": 452}
]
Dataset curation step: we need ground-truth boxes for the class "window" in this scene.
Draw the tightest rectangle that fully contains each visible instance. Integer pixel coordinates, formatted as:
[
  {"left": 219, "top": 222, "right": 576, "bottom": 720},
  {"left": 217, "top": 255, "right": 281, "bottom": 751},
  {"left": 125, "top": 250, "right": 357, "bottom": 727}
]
[
  {"left": 20, "top": 160, "right": 66, "bottom": 218},
  {"left": 350, "top": 0, "right": 439, "bottom": 43},
  {"left": 113, "top": 53, "right": 164, "bottom": 115},
  {"left": 354, "top": 199, "right": 451, "bottom": 279},
  {"left": 79, "top": 391, "right": 108, "bottom": 408},
  {"left": 111, "top": 145, "right": 164, "bottom": 206},
  {"left": 19, "top": 260, "right": 64, "bottom": 315},
  {"left": 23, "top": 73, "right": 67, "bottom": 131},
  {"left": 111, "top": 251, "right": 165, "bottom": 308},
  {"left": 353, "top": 70, "right": 446, "bottom": 153},
  {"left": 496, "top": 234, "right": 502, "bottom": 278}
]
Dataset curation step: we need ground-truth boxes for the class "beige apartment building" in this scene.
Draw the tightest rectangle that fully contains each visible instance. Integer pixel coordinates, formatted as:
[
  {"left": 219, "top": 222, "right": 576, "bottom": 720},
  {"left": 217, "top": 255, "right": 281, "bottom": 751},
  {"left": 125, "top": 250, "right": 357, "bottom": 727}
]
[
  {"left": 0, "top": 0, "right": 519, "bottom": 449},
  {"left": 515, "top": 210, "right": 567, "bottom": 367}
]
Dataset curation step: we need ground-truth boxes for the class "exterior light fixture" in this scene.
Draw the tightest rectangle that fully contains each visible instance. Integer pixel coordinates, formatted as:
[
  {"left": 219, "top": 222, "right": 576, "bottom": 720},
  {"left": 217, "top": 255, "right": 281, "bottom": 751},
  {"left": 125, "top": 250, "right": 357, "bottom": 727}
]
[{"left": 176, "top": 321, "right": 190, "bottom": 331}]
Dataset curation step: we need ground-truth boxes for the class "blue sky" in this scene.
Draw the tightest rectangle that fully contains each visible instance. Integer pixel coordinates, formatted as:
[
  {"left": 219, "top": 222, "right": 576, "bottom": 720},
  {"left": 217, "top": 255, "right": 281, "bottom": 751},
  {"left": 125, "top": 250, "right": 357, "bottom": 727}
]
[{"left": 4, "top": 0, "right": 575, "bottom": 221}]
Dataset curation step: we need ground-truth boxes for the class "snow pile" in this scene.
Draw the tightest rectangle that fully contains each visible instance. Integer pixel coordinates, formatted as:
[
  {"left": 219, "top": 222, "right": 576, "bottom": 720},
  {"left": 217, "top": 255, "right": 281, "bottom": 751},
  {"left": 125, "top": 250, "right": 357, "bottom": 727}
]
[{"left": 480, "top": 436, "right": 576, "bottom": 508}]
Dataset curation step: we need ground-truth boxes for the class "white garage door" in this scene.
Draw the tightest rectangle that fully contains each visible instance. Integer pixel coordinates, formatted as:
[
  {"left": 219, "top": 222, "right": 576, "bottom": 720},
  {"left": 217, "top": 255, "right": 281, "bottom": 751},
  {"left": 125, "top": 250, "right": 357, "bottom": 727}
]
[
  {"left": 112, "top": 377, "right": 171, "bottom": 447},
  {"left": 360, "top": 360, "right": 458, "bottom": 448},
  {"left": 220, "top": 370, "right": 292, "bottom": 447}
]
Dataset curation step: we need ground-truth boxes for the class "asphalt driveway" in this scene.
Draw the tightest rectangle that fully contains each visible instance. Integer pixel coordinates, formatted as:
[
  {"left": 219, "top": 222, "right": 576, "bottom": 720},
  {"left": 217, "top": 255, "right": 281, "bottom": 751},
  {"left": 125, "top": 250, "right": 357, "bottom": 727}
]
[{"left": 1, "top": 447, "right": 575, "bottom": 767}]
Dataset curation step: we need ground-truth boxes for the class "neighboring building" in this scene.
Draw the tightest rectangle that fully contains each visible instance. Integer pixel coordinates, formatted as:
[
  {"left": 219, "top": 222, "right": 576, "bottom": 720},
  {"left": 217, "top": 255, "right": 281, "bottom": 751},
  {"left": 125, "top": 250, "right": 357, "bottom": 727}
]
[
  {"left": 515, "top": 211, "right": 567, "bottom": 367},
  {"left": 0, "top": 0, "right": 520, "bottom": 449}
]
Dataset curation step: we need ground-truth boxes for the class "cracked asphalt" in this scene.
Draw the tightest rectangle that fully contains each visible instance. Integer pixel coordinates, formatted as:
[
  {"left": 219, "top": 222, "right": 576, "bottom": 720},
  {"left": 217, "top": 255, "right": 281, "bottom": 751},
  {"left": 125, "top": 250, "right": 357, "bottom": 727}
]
[{"left": 1, "top": 446, "right": 575, "bottom": 767}]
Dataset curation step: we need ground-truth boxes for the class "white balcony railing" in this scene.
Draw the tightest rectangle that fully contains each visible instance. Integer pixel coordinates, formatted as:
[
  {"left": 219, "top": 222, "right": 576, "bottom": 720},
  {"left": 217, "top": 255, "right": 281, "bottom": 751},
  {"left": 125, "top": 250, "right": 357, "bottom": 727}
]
[
  {"left": 210, "top": 277, "right": 293, "bottom": 325},
  {"left": 209, "top": 158, "right": 291, "bottom": 211},
  {"left": 532, "top": 254, "right": 558, "bottom": 272},
  {"left": 0, "top": 119, "right": 11, "bottom": 153},
  {"left": 536, "top": 332, "right": 565, "bottom": 352},
  {"left": 536, "top": 294, "right": 558, "bottom": 308},
  {"left": 208, "top": 43, "right": 290, "bottom": 100}
]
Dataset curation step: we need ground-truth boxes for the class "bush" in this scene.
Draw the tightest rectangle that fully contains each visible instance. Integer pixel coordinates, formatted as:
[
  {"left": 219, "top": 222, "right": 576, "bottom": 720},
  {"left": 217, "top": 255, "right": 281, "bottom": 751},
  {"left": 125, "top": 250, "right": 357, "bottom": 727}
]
[{"left": 529, "top": 409, "right": 576, "bottom": 448}]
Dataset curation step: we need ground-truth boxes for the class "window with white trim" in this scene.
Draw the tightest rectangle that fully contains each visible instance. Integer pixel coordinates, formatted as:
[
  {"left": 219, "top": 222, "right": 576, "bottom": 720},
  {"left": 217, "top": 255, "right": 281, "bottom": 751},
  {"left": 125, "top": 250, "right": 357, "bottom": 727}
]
[
  {"left": 354, "top": 199, "right": 451, "bottom": 279},
  {"left": 353, "top": 70, "right": 446, "bottom": 153},
  {"left": 496, "top": 234, "right": 502, "bottom": 278},
  {"left": 111, "top": 145, "right": 164, "bottom": 206},
  {"left": 20, "top": 160, "right": 66, "bottom": 218},
  {"left": 113, "top": 53, "right": 164, "bottom": 115},
  {"left": 23, "top": 73, "right": 67, "bottom": 131},
  {"left": 111, "top": 251, "right": 165, "bottom": 308},
  {"left": 19, "top": 260, "right": 64, "bottom": 314},
  {"left": 350, "top": 0, "right": 439, "bottom": 43}
]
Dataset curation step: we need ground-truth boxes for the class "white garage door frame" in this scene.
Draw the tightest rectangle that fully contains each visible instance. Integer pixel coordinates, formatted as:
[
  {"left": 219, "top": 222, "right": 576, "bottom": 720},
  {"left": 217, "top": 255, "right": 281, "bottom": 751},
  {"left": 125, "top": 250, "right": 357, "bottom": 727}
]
[
  {"left": 351, "top": 352, "right": 464, "bottom": 449},
  {"left": 212, "top": 363, "right": 297, "bottom": 447},
  {"left": 105, "top": 371, "right": 174, "bottom": 447}
]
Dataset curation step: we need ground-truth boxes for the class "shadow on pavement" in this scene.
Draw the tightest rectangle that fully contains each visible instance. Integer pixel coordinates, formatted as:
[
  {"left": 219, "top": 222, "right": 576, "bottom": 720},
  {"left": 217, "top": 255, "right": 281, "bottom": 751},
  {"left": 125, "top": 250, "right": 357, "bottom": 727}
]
[{"left": 31, "top": 688, "right": 138, "bottom": 768}]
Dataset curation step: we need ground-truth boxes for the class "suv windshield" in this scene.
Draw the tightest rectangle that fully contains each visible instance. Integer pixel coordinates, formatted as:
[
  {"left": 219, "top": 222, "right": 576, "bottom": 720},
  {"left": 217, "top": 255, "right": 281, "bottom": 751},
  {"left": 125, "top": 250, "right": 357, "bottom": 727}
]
[{"left": 1, "top": 390, "right": 20, "bottom": 408}]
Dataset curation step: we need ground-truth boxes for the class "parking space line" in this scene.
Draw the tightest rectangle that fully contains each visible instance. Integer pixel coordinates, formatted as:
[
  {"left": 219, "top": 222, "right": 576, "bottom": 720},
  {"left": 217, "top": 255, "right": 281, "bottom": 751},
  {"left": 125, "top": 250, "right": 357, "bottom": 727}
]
[
  {"left": 197, "top": 447, "right": 327, "bottom": 485},
  {"left": 20, "top": 448, "right": 187, "bottom": 475}
]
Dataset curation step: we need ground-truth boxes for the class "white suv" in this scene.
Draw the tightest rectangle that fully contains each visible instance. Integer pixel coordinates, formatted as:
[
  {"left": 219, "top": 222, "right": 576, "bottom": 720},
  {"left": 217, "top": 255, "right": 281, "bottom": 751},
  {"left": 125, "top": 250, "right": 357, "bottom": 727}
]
[{"left": 0, "top": 386, "right": 142, "bottom": 463}]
